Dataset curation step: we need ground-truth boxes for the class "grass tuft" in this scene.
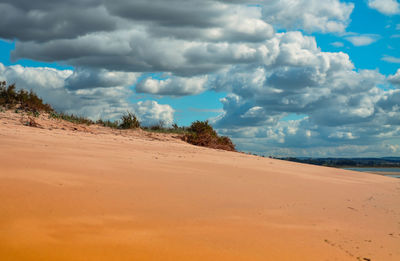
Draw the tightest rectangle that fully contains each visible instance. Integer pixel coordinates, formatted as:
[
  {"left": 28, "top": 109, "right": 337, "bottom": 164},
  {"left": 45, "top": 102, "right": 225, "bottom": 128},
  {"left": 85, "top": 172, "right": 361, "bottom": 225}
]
[
  {"left": 49, "top": 111, "right": 94, "bottom": 125},
  {"left": 119, "top": 111, "right": 140, "bottom": 129},
  {"left": 142, "top": 122, "right": 189, "bottom": 134},
  {"left": 96, "top": 119, "right": 119, "bottom": 129}
]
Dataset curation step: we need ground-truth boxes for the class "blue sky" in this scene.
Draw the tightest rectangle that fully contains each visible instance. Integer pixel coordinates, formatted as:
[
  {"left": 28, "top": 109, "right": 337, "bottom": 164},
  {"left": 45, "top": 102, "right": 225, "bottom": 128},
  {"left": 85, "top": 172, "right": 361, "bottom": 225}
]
[
  {"left": 324, "top": 0, "right": 399, "bottom": 75},
  {"left": 1, "top": 0, "right": 400, "bottom": 157}
]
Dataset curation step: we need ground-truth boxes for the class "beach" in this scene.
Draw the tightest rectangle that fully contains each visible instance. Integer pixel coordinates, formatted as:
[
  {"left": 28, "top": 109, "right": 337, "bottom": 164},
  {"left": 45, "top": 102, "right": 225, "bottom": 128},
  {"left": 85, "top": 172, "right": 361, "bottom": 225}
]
[{"left": 1, "top": 112, "right": 399, "bottom": 261}]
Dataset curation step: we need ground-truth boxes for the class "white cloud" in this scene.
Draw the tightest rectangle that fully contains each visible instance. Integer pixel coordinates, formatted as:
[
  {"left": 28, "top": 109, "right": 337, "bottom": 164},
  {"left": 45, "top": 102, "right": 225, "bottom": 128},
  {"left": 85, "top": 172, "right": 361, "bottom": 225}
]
[
  {"left": 388, "top": 69, "right": 400, "bottom": 85},
  {"left": 136, "top": 75, "right": 208, "bottom": 96},
  {"left": 0, "top": 63, "right": 174, "bottom": 123},
  {"left": 65, "top": 68, "right": 139, "bottom": 90},
  {"left": 0, "top": 63, "right": 72, "bottom": 89},
  {"left": 2, "top": 0, "right": 354, "bottom": 80},
  {"left": 382, "top": 55, "right": 400, "bottom": 63},
  {"left": 345, "top": 34, "right": 380, "bottom": 46},
  {"left": 209, "top": 31, "right": 400, "bottom": 157},
  {"left": 133, "top": 101, "right": 175, "bottom": 126},
  {"left": 331, "top": 41, "right": 344, "bottom": 47},
  {"left": 261, "top": 0, "right": 354, "bottom": 33},
  {"left": 328, "top": 132, "right": 358, "bottom": 140},
  {"left": 368, "top": 0, "right": 400, "bottom": 15}
]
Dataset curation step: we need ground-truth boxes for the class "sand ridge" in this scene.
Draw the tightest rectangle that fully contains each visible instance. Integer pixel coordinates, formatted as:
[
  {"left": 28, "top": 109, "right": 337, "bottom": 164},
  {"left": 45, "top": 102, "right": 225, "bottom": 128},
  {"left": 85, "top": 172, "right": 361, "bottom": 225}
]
[{"left": 0, "top": 111, "right": 399, "bottom": 261}]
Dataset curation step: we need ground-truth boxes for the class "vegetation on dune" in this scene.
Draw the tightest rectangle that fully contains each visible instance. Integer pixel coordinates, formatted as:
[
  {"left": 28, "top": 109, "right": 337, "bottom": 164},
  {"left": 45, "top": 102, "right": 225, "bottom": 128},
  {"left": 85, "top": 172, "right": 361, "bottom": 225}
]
[
  {"left": 183, "top": 120, "right": 236, "bottom": 151},
  {"left": 119, "top": 111, "right": 141, "bottom": 129},
  {"left": 0, "top": 81, "right": 236, "bottom": 151},
  {"left": 96, "top": 119, "right": 119, "bottom": 129},
  {"left": 0, "top": 81, "right": 53, "bottom": 113},
  {"left": 0, "top": 81, "right": 93, "bottom": 125},
  {"left": 48, "top": 111, "right": 95, "bottom": 125},
  {"left": 142, "top": 122, "right": 188, "bottom": 134},
  {"left": 141, "top": 120, "right": 236, "bottom": 152}
]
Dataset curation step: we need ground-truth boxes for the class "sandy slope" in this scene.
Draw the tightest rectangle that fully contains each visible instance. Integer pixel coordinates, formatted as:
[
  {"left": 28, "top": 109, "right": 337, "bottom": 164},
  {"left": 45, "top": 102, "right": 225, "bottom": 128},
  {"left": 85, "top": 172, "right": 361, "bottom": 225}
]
[{"left": 0, "top": 111, "right": 399, "bottom": 261}]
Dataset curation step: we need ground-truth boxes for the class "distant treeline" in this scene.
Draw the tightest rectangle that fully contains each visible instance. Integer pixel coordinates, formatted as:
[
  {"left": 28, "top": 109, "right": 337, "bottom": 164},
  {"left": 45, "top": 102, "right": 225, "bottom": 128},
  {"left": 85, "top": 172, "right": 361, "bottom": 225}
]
[{"left": 275, "top": 157, "right": 400, "bottom": 168}]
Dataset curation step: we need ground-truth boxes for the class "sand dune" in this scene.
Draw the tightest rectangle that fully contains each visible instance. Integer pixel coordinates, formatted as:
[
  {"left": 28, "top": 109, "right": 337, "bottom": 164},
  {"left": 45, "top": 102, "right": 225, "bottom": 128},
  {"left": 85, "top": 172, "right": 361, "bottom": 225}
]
[{"left": 1, "top": 111, "right": 399, "bottom": 261}]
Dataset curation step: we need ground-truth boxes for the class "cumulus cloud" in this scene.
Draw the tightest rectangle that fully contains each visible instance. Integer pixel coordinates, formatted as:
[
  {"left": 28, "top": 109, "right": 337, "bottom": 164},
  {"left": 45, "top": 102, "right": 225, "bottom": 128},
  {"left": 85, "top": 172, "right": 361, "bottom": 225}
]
[
  {"left": 132, "top": 101, "right": 175, "bottom": 126},
  {"left": 368, "top": 0, "right": 400, "bottom": 15},
  {"left": 136, "top": 75, "right": 208, "bottom": 96},
  {"left": 388, "top": 69, "right": 400, "bottom": 85},
  {"left": 66, "top": 68, "right": 140, "bottom": 90},
  {"left": 0, "top": 1, "right": 116, "bottom": 42},
  {"left": 2, "top": 0, "right": 354, "bottom": 79},
  {"left": 260, "top": 0, "right": 354, "bottom": 33},
  {"left": 11, "top": 29, "right": 271, "bottom": 76},
  {"left": 65, "top": 68, "right": 139, "bottom": 90},
  {"left": 0, "top": 63, "right": 174, "bottom": 123},
  {"left": 209, "top": 32, "right": 399, "bottom": 156}
]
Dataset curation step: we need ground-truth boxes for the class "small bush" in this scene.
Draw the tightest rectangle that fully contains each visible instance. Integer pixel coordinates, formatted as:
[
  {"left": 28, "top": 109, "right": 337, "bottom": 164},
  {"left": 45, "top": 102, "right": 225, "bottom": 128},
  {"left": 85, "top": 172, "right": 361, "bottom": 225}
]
[
  {"left": 184, "top": 120, "right": 236, "bottom": 151},
  {"left": 188, "top": 120, "right": 216, "bottom": 135},
  {"left": 119, "top": 112, "right": 140, "bottom": 129}
]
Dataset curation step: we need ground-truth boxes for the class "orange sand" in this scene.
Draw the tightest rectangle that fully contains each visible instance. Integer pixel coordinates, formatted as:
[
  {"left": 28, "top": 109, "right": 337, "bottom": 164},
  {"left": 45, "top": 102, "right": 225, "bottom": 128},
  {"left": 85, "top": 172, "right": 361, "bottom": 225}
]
[{"left": 0, "top": 111, "right": 399, "bottom": 261}]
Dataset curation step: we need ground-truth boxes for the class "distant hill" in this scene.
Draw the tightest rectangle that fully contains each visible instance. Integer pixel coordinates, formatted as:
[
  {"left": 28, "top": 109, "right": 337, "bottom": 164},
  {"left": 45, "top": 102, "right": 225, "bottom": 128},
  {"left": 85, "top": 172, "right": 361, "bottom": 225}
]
[
  {"left": 275, "top": 157, "right": 400, "bottom": 168},
  {"left": 381, "top": 157, "right": 400, "bottom": 161}
]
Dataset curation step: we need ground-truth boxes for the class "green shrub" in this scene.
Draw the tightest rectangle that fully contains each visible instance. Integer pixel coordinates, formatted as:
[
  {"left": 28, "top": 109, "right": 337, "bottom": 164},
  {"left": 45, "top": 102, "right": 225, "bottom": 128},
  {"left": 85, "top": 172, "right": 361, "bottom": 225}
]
[
  {"left": 188, "top": 120, "right": 216, "bottom": 136},
  {"left": 119, "top": 112, "right": 140, "bottom": 129},
  {"left": 184, "top": 120, "right": 236, "bottom": 151}
]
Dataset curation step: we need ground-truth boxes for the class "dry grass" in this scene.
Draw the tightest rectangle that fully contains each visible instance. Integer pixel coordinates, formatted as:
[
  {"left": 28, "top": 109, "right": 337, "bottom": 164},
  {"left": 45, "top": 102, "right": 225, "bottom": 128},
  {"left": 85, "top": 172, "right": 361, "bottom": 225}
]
[{"left": 119, "top": 112, "right": 140, "bottom": 129}]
